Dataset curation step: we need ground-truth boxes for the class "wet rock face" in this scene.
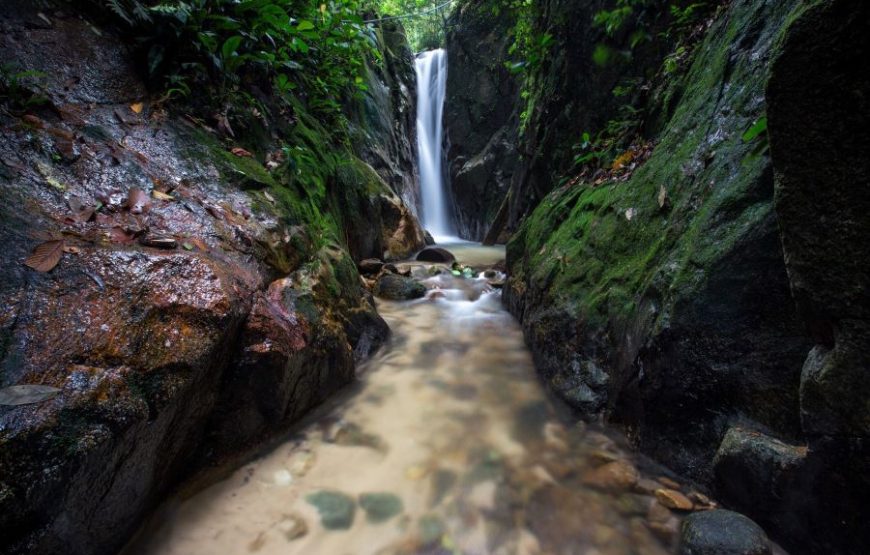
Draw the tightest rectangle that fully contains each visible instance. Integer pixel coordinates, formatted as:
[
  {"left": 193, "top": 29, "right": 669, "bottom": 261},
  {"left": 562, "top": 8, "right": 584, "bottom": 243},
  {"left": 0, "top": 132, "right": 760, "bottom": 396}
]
[
  {"left": 444, "top": 0, "right": 520, "bottom": 240},
  {"left": 0, "top": 5, "right": 398, "bottom": 554},
  {"left": 350, "top": 21, "right": 422, "bottom": 219}
]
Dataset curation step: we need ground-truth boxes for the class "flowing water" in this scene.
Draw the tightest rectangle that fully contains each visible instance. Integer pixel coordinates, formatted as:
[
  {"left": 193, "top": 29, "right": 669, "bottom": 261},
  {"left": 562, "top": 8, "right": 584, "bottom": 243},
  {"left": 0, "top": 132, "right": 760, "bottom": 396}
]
[
  {"left": 130, "top": 243, "right": 699, "bottom": 555},
  {"left": 415, "top": 49, "right": 452, "bottom": 239}
]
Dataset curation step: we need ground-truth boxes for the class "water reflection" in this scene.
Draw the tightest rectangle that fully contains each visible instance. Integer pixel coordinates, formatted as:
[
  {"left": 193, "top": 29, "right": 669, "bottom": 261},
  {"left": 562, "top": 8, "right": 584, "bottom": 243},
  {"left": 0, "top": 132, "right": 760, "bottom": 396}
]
[{"left": 131, "top": 244, "right": 699, "bottom": 555}]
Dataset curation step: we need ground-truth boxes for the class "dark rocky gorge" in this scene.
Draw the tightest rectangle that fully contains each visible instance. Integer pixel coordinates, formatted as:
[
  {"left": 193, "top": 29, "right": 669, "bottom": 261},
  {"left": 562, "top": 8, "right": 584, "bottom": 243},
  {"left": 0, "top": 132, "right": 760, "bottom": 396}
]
[{"left": 0, "top": 1, "right": 867, "bottom": 554}]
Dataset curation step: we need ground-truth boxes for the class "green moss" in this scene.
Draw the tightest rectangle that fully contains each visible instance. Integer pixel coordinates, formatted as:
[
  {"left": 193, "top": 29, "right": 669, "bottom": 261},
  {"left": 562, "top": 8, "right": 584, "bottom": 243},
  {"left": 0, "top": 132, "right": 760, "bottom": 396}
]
[{"left": 509, "top": 0, "right": 803, "bottom": 334}]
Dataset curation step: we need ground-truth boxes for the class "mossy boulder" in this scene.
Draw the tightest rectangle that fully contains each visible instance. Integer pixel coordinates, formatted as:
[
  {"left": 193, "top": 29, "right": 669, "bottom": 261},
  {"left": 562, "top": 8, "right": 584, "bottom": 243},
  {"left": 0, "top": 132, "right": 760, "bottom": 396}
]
[{"left": 373, "top": 274, "right": 426, "bottom": 300}]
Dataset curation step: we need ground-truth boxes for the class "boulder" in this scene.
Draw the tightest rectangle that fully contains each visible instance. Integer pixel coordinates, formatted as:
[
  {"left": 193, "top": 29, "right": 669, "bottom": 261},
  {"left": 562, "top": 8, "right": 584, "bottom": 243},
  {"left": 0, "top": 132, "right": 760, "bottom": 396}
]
[
  {"left": 358, "top": 258, "right": 385, "bottom": 275},
  {"left": 373, "top": 274, "right": 426, "bottom": 300},
  {"left": 679, "top": 510, "right": 771, "bottom": 555},
  {"left": 416, "top": 246, "right": 456, "bottom": 264},
  {"left": 712, "top": 427, "right": 805, "bottom": 527}
]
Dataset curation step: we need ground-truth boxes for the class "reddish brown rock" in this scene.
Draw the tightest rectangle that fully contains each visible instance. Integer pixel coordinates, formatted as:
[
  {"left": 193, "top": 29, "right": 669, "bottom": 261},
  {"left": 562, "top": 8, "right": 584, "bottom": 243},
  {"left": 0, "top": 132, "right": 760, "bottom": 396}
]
[{"left": 655, "top": 489, "right": 694, "bottom": 511}]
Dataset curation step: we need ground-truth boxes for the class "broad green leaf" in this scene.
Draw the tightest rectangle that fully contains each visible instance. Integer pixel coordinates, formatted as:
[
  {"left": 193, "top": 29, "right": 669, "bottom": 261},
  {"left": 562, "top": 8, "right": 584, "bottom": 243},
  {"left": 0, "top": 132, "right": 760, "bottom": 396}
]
[
  {"left": 221, "top": 35, "right": 243, "bottom": 59},
  {"left": 742, "top": 117, "right": 768, "bottom": 142}
]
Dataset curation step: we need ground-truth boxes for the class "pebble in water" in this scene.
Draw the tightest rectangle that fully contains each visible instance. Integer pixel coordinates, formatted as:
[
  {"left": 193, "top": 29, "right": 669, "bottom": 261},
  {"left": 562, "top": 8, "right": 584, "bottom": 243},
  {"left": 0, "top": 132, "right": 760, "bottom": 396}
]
[{"left": 305, "top": 491, "right": 356, "bottom": 530}]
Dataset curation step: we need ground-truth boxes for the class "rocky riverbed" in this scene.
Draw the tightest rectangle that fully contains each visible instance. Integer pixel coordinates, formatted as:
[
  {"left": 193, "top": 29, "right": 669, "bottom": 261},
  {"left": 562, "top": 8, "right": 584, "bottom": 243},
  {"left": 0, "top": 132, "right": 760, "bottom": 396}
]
[{"left": 128, "top": 244, "right": 782, "bottom": 555}]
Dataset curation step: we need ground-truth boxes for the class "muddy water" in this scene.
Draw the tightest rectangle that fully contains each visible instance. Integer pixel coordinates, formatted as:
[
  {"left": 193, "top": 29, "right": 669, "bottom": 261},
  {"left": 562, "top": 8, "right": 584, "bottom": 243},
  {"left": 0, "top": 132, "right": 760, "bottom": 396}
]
[{"left": 132, "top": 243, "right": 694, "bottom": 555}]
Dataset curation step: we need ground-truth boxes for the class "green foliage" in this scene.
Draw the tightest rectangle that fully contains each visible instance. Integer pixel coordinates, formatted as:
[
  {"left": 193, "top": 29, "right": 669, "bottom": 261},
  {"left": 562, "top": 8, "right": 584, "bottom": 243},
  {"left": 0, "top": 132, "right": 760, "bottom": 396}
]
[
  {"left": 376, "top": 0, "right": 451, "bottom": 51},
  {"left": 741, "top": 116, "right": 768, "bottom": 143},
  {"left": 0, "top": 64, "right": 48, "bottom": 112},
  {"left": 89, "top": 0, "right": 379, "bottom": 126}
]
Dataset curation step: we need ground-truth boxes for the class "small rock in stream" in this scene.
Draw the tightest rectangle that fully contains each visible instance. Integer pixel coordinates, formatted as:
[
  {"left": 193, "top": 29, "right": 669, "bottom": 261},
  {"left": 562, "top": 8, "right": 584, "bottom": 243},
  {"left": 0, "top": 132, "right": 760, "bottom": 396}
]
[
  {"left": 581, "top": 460, "right": 640, "bottom": 492},
  {"left": 305, "top": 491, "right": 356, "bottom": 530},
  {"left": 373, "top": 273, "right": 426, "bottom": 300},
  {"left": 679, "top": 510, "right": 771, "bottom": 555},
  {"left": 655, "top": 488, "right": 694, "bottom": 510},
  {"left": 359, "top": 492, "right": 404, "bottom": 523},
  {"left": 416, "top": 246, "right": 455, "bottom": 263},
  {"left": 358, "top": 258, "right": 384, "bottom": 275}
]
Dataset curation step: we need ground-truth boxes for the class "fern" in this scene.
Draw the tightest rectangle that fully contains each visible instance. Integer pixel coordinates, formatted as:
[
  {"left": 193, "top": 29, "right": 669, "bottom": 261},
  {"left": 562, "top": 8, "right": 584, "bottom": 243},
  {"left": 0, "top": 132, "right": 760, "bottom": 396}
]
[{"left": 104, "top": 0, "right": 151, "bottom": 25}]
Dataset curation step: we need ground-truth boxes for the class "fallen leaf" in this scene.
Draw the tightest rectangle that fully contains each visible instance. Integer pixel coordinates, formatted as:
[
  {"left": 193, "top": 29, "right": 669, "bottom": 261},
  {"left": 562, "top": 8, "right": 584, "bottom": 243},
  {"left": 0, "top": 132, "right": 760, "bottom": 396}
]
[
  {"left": 151, "top": 190, "right": 174, "bottom": 201},
  {"left": 47, "top": 127, "right": 75, "bottom": 140},
  {"left": 657, "top": 185, "right": 670, "bottom": 209},
  {"left": 63, "top": 245, "right": 81, "bottom": 254},
  {"left": 130, "top": 102, "right": 144, "bottom": 114},
  {"left": 0, "top": 384, "right": 61, "bottom": 406},
  {"left": 612, "top": 150, "right": 634, "bottom": 171},
  {"left": 2, "top": 157, "right": 26, "bottom": 172},
  {"left": 624, "top": 207, "right": 636, "bottom": 221},
  {"left": 139, "top": 233, "right": 177, "bottom": 249},
  {"left": 35, "top": 161, "right": 67, "bottom": 191},
  {"left": 66, "top": 197, "right": 95, "bottom": 223},
  {"left": 264, "top": 190, "right": 275, "bottom": 203},
  {"left": 231, "top": 147, "right": 253, "bottom": 157},
  {"left": 127, "top": 187, "right": 151, "bottom": 214},
  {"left": 24, "top": 240, "right": 65, "bottom": 272},
  {"left": 114, "top": 108, "right": 138, "bottom": 125},
  {"left": 108, "top": 227, "right": 136, "bottom": 244},
  {"left": 22, "top": 114, "right": 44, "bottom": 128},
  {"left": 190, "top": 237, "right": 209, "bottom": 251}
]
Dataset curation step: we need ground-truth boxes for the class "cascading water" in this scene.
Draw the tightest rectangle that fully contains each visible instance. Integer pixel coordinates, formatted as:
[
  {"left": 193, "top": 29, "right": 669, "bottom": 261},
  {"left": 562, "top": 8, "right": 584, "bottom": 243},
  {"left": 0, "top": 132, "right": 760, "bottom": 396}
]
[{"left": 415, "top": 49, "right": 453, "bottom": 240}]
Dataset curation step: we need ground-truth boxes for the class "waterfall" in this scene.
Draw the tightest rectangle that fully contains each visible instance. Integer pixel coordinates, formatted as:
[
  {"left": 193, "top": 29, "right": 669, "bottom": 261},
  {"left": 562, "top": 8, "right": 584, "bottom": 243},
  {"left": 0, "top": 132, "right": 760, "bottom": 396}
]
[{"left": 415, "top": 49, "right": 453, "bottom": 240}]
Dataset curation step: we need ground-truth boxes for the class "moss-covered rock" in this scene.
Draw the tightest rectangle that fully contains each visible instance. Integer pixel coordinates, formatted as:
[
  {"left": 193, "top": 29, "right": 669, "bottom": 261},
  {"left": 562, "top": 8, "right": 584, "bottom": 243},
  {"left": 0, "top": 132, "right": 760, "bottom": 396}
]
[{"left": 504, "top": 0, "right": 810, "bottom": 525}]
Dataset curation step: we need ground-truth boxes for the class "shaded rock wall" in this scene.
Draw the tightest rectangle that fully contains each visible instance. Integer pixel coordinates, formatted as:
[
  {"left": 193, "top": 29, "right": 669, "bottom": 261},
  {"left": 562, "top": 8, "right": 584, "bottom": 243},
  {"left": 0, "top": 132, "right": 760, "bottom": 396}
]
[
  {"left": 0, "top": 4, "right": 418, "bottom": 554},
  {"left": 503, "top": 0, "right": 674, "bottom": 231},
  {"left": 499, "top": 0, "right": 870, "bottom": 552},
  {"left": 349, "top": 21, "right": 423, "bottom": 219},
  {"left": 443, "top": 0, "right": 520, "bottom": 240}
]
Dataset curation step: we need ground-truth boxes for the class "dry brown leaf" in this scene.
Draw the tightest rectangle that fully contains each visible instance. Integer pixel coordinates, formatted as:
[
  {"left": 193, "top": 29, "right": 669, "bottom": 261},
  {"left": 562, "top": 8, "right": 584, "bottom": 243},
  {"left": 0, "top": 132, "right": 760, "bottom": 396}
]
[
  {"left": 190, "top": 237, "right": 209, "bottom": 251},
  {"left": 24, "top": 240, "right": 65, "bottom": 272},
  {"left": 63, "top": 245, "right": 81, "bottom": 254},
  {"left": 22, "top": 114, "right": 44, "bottom": 128},
  {"left": 108, "top": 227, "right": 136, "bottom": 244},
  {"left": 151, "top": 190, "right": 174, "bottom": 201},
  {"left": 130, "top": 102, "right": 144, "bottom": 114},
  {"left": 231, "top": 147, "right": 253, "bottom": 158},
  {"left": 127, "top": 188, "right": 151, "bottom": 214}
]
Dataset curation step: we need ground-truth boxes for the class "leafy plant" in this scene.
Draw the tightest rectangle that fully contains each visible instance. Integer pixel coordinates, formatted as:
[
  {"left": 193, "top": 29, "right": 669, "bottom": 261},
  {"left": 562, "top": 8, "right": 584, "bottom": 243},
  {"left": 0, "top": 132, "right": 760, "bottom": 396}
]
[
  {"left": 87, "top": 0, "right": 381, "bottom": 128},
  {"left": 0, "top": 64, "right": 48, "bottom": 112}
]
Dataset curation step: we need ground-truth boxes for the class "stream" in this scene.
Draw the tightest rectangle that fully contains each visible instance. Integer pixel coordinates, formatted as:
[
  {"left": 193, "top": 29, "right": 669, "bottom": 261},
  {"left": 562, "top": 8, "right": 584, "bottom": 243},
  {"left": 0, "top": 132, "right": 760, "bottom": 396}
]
[{"left": 129, "top": 242, "right": 704, "bottom": 555}]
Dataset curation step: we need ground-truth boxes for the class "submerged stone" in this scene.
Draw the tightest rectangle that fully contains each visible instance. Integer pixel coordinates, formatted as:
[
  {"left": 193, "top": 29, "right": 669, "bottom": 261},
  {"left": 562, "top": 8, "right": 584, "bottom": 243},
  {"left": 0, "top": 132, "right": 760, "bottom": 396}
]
[
  {"left": 305, "top": 491, "right": 356, "bottom": 530},
  {"left": 418, "top": 514, "right": 445, "bottom": 546},
  {"left": 359, "top": 492, "right": 404, "bottom": 523}
]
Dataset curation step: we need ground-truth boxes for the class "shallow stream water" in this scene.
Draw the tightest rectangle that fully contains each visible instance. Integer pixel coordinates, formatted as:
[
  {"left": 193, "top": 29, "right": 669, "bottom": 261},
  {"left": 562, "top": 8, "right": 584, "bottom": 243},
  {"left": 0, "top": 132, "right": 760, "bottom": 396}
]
[{"left": 131, "top": 243, "right": 698, "bottom": 555}]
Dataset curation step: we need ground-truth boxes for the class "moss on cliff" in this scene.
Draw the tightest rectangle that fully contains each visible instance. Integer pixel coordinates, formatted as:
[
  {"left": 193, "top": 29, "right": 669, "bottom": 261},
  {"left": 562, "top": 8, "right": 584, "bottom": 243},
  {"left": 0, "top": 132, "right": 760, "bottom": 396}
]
[{"left": 506, "top": 0, "right": 809, "bottom": 481}]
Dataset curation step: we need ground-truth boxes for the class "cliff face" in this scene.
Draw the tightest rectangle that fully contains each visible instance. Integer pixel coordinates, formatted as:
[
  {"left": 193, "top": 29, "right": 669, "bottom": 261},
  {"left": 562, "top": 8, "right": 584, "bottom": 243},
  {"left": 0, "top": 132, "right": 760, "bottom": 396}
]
[
  {"left": 443, "top": 0, "right": 519, "bottom": 241},
  {"left": 447, "top": 0, "right": 870, "bottom": 552},
  {"left": 350, "top": 20, "right": 423, "bottom": 220},
  {"left": 0, "top": 4, "right": 422, "bottom": 554}
]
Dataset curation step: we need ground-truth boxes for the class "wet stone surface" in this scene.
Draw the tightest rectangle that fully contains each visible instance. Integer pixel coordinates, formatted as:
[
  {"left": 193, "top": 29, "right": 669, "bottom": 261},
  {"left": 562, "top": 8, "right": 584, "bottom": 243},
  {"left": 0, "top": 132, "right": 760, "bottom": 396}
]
[{"left": 129, "top": 243, "right": 777, "bottom": 555}]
